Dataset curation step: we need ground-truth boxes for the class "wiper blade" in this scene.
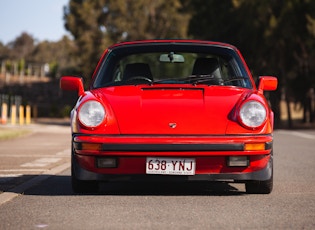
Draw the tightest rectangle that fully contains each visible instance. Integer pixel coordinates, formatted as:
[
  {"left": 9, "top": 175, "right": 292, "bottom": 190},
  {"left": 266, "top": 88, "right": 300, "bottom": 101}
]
[
  {"left": 152, "top": 75, "right": 215, "bottom": 84},
  {"left": 193, "top": 76, "right": 248, "bottom": 85},
  {"left": 179, "top": 75, "right": 215, "bottom": 82},
  {"left": 222, "top": 77, "right": 246, "bottom": 83},
  {"left": 152, "top": 78, "right": 182, "bottom": 84},
  {"left": 188, "top": 74, "right": 219, "bottom": 85}
]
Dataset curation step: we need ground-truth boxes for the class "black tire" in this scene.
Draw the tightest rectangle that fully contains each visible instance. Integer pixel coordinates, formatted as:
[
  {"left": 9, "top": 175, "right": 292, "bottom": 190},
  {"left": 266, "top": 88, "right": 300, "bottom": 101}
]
[
  {"left": 245, "top": 174, "right": 273, "bottom": 194},
  {"left": 245, "top": 150, "right": 274, "bottom": 194},
  {"left": 71, "top": 157, "right": 99, "bottom": 194}
]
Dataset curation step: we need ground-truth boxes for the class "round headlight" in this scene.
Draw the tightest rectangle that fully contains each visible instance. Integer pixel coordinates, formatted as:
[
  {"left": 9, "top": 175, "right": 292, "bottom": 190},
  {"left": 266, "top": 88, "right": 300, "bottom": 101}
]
[
  {"left": 239, "top": 101, "right": 266, "bottom": 128},
  {"left": 78, "top": 101, "right": 105, "bottom": 127}
]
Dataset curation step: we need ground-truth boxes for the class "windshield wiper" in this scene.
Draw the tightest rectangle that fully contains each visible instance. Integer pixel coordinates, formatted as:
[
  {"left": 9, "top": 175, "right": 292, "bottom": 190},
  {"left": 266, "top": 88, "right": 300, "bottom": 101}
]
[
  {"left": 187, "top": 74, "right": 224, "bottom": 85},
  {"left": 152, "top": 75, "right": 215, "bottom": 84},
  {"left": 189, "top": 75, "right": 247, "bottom": 86},
  {"left": 152, "top": 78, "right": 182, "bottom": 84},
  {"left": 222, "top": 77, "right": 246, "bottom": 83}
]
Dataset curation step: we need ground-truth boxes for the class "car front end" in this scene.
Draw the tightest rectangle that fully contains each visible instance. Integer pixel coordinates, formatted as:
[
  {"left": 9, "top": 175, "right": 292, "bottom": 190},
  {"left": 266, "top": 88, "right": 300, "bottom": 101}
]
[{"left": 60, "top": 40, "right": 277, "bottom": 194}]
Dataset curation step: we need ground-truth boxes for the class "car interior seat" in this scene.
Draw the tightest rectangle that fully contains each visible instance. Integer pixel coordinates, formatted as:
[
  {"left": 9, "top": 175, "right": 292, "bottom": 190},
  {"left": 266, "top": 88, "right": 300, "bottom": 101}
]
[
  {"left": 123, "top": 63, "right": 153, "bottom": 82},
  {"left": 192, "top": 58, "right": 223, "bottom": 85}
]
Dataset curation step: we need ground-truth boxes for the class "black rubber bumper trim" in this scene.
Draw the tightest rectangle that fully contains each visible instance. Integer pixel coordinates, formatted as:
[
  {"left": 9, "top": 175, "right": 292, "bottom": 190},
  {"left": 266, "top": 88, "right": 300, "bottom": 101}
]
[
  {"left": 74, "top": 143, "right": 244, "bottom": 152},
  {"left": 73, "top": 155, "right": 273, "bottom": 182}
]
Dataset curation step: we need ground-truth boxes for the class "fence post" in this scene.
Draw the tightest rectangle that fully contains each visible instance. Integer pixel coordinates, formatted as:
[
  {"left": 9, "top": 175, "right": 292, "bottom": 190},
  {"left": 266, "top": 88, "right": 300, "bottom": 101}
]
[
  {"left": 33, "top": 105, "right": 38, "bottom": 122},
  {"left": 19, "top": 105, "right": 24, "bottom": 125},
  {"left": 1, "top": 103, "right": 7, "bottom": 124},
  {"left": 26, "top": 105, "right": 31, "bottom": 124},
  {"left": 11, "top": 105, "right": 16, "bottom": 125}
]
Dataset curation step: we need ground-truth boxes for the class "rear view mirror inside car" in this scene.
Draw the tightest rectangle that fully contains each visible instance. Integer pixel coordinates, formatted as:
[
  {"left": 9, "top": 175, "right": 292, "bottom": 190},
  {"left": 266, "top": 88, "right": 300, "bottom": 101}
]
[{"left": 159, "top": 52, "right": 185, "bottom": 63}]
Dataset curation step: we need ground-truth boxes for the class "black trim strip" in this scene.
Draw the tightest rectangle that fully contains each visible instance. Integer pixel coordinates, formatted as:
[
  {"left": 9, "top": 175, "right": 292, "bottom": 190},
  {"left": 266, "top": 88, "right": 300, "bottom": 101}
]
[
  {"left": 265, "top": 141, "right": 273, "bottom": 150},
  {"left": 73, "top": 133, "right": 273, "bottom": 137},
  {"left": 75, "top": 143, "right": 244, "bottom": 152}
]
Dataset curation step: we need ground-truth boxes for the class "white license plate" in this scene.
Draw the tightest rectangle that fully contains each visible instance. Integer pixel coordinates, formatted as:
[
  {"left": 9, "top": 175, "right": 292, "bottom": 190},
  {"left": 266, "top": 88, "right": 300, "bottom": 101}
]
[{"left": 146, "top": 157, "right": 195, "bottom": 175}]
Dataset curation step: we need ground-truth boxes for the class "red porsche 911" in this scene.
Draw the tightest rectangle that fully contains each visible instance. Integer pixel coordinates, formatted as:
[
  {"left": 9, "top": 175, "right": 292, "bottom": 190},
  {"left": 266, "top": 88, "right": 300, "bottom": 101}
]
[{"left": 60, "top": 40, "right": 277, "bottom": 194}]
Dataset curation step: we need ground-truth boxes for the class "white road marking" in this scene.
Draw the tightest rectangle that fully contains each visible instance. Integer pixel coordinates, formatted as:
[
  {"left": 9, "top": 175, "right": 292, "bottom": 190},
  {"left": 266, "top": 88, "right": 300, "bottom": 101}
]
[
  {"left": 20, "top": 163, "right": 49, "bottom": 167},
  {"left": 35, "top": 224, "right": 49, "bottom": 228},
  {"left": 0, "top": 154, "right": 69, "bottom": 158},
  {"left": 21, "top": 158, "right": 62, "bottom": 167},
  {"left": 0, "top": 174, "right": 22, "bottom": 177},
  {"left": 0, "top": 174, "right": 22, "bottom": 183},
  {"left": 276, "top": 130, "right": 315, "bottom": 140},
  {"left": 0, "top": 169, "right": 44, "bottom": 172},
  {"left": 0, "top": 149, "right": 69, "bottom": 175},
  {"left": 56, "top": 149, "right": 71, "bottom": 156},
  {"left": 0, "top": 162, "right": 70, "bottom": 205}
]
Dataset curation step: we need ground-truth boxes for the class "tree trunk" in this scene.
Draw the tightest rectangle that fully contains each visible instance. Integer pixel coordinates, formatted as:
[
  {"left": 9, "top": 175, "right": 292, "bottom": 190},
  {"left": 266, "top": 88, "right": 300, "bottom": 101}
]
[{"left": 286, "top": 96, "right": 293, "bottom": 129}]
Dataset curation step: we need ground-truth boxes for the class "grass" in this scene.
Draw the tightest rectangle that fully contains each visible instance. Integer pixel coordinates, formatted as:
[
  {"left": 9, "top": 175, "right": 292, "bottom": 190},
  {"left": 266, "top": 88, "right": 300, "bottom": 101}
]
[{"left": 0, "top": 127, "right": 32, "bottom": 141}]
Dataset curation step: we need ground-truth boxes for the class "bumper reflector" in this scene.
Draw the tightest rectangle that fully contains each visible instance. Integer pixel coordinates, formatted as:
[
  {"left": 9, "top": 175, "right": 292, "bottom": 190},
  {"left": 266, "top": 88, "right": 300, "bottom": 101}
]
[
  {"left": 227, "top": 156, "right": 249, "bottom": 167},
  {"left": 244, "top": 143, "right": 265, "bottom": 151},
  {"left": 96, "top": 157, "right": 117, "bottom": 168}
]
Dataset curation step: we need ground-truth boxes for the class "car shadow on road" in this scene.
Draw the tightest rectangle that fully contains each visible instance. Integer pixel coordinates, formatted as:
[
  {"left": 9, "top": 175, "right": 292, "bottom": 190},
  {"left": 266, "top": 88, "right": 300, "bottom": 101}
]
[{"left": 15, "top": 175, "right": 246, "bottom": 196}]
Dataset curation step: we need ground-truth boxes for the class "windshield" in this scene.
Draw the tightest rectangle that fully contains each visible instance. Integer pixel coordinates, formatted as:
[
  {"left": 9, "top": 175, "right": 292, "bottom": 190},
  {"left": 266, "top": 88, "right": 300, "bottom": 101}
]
[{"left": 93, "top": 44, "right": 252, "bottom": 88}]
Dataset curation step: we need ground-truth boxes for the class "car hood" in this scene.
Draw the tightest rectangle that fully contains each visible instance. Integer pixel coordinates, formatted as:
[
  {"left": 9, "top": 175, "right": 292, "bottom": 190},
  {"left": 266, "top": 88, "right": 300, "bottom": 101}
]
[{"left": 94, "top": 85, "right": 250, "bottom": 135}]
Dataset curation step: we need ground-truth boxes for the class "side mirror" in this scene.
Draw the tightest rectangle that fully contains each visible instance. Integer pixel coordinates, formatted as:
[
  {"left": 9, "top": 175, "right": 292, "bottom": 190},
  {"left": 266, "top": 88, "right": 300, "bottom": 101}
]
[
  {"left": 258, "top": 76, "right": 278, "bottom": 94},
  {"left": 60, "top": 76, "right": 85, "bottom": 96}
]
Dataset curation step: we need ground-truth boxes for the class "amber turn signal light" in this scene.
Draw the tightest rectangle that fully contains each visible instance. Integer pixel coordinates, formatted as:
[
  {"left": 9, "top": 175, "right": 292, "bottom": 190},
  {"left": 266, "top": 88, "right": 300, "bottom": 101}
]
[{"left": 244, "top": 143, "right": 265, "bottom": 151}]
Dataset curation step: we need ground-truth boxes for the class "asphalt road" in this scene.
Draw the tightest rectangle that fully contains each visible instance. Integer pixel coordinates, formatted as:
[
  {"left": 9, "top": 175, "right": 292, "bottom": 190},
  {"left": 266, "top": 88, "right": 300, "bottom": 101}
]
[{"left": 0, "top": 124, "right": 314, "bottom": 229}]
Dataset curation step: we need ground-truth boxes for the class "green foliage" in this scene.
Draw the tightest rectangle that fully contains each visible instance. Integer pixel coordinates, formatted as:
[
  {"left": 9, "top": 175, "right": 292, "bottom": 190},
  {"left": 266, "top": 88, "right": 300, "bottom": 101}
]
[
  {"left": 61, "top": 105, "right": 73, "bottom": 118},
  {"left": 64, "top": 0, "right": 190, "bottom": 84},
  {"left": 0, "top": 34, "right": 78, "bottom": 78},
  {"left": 1, "top": 0, "right": 315, "bottom": 124},
  {"left": 9, "top": 32, "right": 35, "bottom": 60},
  {"left": 64, "top": 0, "right": 109, "bottom": 83},
  {"left": 5, "top": 60, "right": 11, "bottom": 71},
  {"left": 18, "top": 58, "right": 25, "bottom": 72},
  {"left": 49, "top": 61, "right": 59, "bottom": 78},
  {"left": 105, "top": 0, "right": 190, "bottom": 41},
  {"left": 187, "top": 0, "right": 315, "bottom": 125}
]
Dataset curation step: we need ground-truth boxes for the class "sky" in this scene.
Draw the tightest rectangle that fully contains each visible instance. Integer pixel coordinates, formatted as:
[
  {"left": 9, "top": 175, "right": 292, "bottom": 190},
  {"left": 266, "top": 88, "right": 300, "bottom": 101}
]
[{"left": 0, "top": 0, "right": 70, "bottom": 44}]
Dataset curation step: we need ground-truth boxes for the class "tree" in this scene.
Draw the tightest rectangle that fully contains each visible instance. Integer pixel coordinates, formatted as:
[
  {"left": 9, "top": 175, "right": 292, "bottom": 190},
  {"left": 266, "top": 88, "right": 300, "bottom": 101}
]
[
  {"left": 64, "top": 0, "right": 190, "bottom": 84},
  {"left": 0, "top": 32, "right": 77, "bottom": 78},
  {"left": 0, "top": 32, "right": 35, "bottom": 76},
  {"left": 187, "top": 0, "right": 315, "bottom": 128},
  {"left": 64, "top": 0, "right": 109, "bottom": 82},
  {"left": 0, "top": 42, "right": 9, "bottom": 60},
  {"left": 260, "top": 0, "right": 315, "bottom": 127},
  {"left": 104, "top": 0, "right": 190, "bottom": 41},
  {"left": 8, "top": 32, "right": 35, "bottom": 60},
  {"left": 32, "top": 36, "right": 78, "bottom": 77}
]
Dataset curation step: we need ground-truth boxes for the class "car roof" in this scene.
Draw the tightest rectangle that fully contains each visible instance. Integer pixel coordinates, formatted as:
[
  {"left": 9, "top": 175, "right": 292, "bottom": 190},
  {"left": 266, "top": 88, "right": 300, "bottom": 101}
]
[{"left": 108, "top": 39, "right": 238, "bottom": 51}]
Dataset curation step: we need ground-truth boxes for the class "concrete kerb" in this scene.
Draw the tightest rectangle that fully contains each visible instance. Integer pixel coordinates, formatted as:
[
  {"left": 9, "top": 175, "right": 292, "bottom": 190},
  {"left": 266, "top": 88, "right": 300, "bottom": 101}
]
[
  {"left": 0, "top": 119, "right": 71, "bottom": 205},
  {"left": 0, "top": 162, "right": 70, "bottom": 205}
]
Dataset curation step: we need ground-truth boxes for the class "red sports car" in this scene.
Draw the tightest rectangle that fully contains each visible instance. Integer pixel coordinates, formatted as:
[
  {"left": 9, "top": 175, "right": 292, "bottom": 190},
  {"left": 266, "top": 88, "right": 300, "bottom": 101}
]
[{"left": 60, "top": 40, "right": 277, "bottom": 194}]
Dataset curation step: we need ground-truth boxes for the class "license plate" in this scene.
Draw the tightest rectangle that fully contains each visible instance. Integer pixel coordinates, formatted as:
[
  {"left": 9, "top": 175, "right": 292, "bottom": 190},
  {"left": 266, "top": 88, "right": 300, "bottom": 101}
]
[{"left": 146, "top": 157, "right": 196, "bottom": 175}]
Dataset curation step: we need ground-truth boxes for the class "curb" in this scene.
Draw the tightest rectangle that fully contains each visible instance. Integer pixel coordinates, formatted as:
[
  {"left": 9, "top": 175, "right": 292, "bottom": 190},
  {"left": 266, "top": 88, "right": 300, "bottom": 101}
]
[{"left": 0, "top": 162, "right": 70, "bottom": 205}]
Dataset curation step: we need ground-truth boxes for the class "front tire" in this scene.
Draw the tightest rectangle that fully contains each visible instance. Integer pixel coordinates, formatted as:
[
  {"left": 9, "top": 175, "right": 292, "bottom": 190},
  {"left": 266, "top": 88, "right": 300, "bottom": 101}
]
[
  {"left": 245, "top": 150, "right": 273, "bottom": 194},
  {"left": 71, "top": 157, "right": 99, "bottom": 194},
  {"left": 245, "top": 174, "right": 273, "bottom": 194}
]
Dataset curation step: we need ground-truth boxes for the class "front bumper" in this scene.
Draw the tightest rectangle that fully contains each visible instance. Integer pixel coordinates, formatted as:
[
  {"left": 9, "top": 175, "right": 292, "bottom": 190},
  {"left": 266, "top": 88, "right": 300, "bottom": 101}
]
[{"left": 72, "top": 134, "right": 273, "bottom": 182}]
